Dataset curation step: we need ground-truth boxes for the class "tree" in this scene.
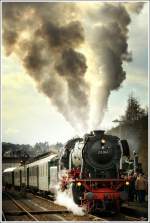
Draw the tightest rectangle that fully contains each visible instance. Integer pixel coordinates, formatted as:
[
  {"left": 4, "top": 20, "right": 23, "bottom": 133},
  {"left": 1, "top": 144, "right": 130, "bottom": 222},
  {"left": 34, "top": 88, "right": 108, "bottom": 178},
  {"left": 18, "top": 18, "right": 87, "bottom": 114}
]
[
  {"left": 124, "top": 94, "right": 146, "bottom": 122},
  {"left": 33, "top": 142, "right": 50, "bottom": 155}
]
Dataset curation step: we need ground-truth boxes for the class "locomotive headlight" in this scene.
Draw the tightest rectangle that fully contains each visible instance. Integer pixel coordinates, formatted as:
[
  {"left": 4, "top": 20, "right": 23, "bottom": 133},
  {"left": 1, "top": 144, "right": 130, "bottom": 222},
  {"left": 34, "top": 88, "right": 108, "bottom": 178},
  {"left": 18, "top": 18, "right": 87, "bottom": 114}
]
[
  {"left": 101, "top": 139, "right": 106, "bottom": 144},
  {"left": 77, "top": 182, "right": 81, "bottom": 186},
  {"left": 125, "top": 181, "right": 130, "bottom": 186}
]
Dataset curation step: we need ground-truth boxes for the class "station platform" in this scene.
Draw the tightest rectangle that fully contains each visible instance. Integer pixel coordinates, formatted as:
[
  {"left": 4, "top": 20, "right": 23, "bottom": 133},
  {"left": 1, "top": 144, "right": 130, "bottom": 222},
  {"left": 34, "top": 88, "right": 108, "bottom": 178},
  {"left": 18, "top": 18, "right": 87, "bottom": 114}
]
[{"left": 121, "top": 201, "right": 148, "bottom": 219}]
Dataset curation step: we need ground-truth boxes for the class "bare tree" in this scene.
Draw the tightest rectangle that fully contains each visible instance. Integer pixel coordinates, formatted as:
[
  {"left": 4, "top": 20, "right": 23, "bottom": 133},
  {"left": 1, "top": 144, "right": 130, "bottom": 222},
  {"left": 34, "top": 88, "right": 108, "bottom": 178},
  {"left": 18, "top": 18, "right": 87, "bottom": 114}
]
[{"left": 124, "top": 94, "right": 146, "bottom": 122}]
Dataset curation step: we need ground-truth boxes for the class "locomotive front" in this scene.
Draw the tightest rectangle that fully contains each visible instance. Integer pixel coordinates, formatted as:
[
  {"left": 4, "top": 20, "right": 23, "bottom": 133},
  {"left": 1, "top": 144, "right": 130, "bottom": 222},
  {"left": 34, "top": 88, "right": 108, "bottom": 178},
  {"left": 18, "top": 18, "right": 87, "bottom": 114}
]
[
  {"left": 59, "top": 130, "right": 129, "bottom": 213},
  {"left": 81, "top": 130, "right": 122, "bottom": 178}
]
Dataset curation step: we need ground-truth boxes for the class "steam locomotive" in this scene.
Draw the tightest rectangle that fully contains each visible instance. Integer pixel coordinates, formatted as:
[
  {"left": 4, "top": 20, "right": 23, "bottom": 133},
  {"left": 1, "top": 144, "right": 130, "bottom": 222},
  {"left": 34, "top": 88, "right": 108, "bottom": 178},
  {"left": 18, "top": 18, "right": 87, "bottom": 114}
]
[
  {"left": 3, "top": 130, "right": 134, "bottom": 213},
  {"left": 59, "top": 130, "right": 131, "bottom": 213}
]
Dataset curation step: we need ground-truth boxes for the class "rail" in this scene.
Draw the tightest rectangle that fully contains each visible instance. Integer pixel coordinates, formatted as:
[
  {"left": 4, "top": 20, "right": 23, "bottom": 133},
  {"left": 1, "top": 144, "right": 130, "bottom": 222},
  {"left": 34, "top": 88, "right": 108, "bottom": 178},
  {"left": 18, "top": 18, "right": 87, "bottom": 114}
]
[
  {"left": 5, "top": 192, "right": 39, "bottom": 221},
  {"left": 34, "top": 194, "right": 107, "bottom": 221},
  {"left": 4, "top": 191, "right": 142, "bottom": 221},
  {"left": 2, "top": 210, "right": 7, "bottom": 221}
]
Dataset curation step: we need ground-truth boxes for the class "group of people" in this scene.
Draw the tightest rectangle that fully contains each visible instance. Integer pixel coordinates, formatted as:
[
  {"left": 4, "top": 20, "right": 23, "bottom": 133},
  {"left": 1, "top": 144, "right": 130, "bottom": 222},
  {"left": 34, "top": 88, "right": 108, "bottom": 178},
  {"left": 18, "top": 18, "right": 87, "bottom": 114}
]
[{"left": 127, "top": 172, "right": 148, "bottom": 203}]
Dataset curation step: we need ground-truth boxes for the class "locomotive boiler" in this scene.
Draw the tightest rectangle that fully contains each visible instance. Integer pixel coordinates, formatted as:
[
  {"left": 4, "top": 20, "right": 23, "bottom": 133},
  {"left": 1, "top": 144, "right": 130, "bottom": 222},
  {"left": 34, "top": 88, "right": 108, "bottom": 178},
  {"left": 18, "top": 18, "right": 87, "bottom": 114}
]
[{"left": 59, "top": 130, "right": 130, "bottom": 213}]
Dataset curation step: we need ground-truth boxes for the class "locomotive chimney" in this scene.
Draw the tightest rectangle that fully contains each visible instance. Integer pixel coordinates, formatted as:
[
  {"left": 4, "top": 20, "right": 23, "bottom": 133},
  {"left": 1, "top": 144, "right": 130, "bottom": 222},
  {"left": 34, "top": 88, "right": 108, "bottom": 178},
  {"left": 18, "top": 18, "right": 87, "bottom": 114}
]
[{"left": 92, "top": 130, "right": 105, "bottom": 137}]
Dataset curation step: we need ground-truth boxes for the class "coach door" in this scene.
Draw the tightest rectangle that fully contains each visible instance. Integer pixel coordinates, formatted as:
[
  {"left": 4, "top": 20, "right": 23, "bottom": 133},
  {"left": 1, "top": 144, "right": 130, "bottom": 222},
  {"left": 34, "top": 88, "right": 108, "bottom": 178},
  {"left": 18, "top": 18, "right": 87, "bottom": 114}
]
[{"left": 49, "top": 166, "right": 58, "bottom": 193}]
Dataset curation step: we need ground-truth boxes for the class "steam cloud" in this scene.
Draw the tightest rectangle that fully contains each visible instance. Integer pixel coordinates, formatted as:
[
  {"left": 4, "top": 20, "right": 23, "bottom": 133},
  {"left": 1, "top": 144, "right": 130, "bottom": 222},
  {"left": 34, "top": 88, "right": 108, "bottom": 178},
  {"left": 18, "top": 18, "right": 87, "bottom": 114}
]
[
  {"left": 3, "top": 2, "right": 144, "bottom": 132},
  {"left": 55, "top": 186, "right": 85, "bottom": 216},
  {"left": 51, "top": 171, "right": 85, "bottom": 216}
]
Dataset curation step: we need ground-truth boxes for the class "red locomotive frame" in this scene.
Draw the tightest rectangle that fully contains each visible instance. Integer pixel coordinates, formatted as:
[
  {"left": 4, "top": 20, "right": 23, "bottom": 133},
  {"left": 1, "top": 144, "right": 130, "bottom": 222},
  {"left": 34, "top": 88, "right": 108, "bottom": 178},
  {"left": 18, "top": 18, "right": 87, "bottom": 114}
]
[{"left": 61, "top": 167, "right": 127, "bottom": 212}]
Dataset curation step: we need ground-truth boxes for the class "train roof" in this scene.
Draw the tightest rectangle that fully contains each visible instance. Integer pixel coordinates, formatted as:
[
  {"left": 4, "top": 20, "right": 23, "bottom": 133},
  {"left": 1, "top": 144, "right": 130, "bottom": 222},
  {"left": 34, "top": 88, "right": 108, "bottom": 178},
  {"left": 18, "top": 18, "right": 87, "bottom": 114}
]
[
  {"left": 26, "top": 154, "right": 58, "bottom": 167},
  {"left": 12, "top": 154, "right": 58, "bottom": 171},
  {"left": 3, "top": 167, "right": 16, "bottom": 173}
]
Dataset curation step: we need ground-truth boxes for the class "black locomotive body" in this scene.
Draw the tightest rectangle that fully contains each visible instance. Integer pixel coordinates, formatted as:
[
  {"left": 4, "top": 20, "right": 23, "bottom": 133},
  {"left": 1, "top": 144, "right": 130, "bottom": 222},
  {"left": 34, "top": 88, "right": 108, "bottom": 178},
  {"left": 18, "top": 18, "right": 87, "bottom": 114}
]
[
  {"left": 59, "top": 130, "right": 130, "bottom": 213},
  {"left": 82, "top": 130, "right": 122, "bottom": 178}
]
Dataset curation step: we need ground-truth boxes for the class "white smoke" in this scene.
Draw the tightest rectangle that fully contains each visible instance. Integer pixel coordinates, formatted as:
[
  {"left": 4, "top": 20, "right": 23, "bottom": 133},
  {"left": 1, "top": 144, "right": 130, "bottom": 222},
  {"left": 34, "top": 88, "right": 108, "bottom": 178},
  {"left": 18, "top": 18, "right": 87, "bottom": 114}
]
[
  {"left": 54, "top": 170, "right": 85, "bottom": 216},
  {"left": 55, "top": 185, "right": 85, "bottom": 216},
  {"left": 3, "top": 2, "right": 145, "bottom": 132}
]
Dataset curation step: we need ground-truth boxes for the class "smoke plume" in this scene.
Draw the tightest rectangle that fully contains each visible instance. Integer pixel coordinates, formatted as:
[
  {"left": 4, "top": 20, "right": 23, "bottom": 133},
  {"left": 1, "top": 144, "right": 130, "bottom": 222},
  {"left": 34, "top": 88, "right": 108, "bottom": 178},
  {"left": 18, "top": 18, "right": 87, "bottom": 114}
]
[
  {"left": 53, "top": 171, "right": 85, "bottom": 216},
  {"left": 55, "top": 186, "right": 85, "bottom": 216},
  {"left": 3, "top": 2, "right": 144, "bottom": 132}
]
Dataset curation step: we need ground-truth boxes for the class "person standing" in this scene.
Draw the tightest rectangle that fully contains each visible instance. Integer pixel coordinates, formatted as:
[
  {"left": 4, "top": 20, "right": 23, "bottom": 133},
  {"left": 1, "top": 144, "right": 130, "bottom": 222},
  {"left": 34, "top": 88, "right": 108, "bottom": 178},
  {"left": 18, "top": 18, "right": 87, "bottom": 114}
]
[
  {"left": 135, "top": 173, "right": 147, "bottom": 203},
  {"left": 133, "top": 172, "right": 138, "bottom": 201},
  {"left": 128, "top": 172, "right": 136, "bottom": 202}
]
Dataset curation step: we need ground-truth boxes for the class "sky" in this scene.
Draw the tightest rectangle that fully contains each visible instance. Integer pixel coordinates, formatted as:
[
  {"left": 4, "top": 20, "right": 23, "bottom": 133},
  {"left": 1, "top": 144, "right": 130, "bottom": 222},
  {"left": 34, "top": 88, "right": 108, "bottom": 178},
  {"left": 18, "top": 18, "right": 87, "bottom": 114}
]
[
  {"left": 100, "top": 4, "right": 148, "bottom": 128},
  {"left": 2, "top": 2, "right": 148, "bottom": 145}
]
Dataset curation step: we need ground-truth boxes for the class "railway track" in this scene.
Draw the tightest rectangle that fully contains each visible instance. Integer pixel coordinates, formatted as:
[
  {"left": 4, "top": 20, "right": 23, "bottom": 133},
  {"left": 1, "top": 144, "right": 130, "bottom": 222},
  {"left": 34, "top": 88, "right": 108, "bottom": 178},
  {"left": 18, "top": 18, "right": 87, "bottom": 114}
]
[
  {"left": 3, "top": 192, "right": 70, "bottom": 221},
  {"left": 32, "top": 193, "right": 107, "bottom": 221},
  {"left": 2, "top": 210, "right": 7, "bottom": 221},
  {"left": 3, "top": 191, "right": 106, "bottom": 221},
  {"left": 3, "top": 190, "right": 145, "bottom": 221},
  {"left": 3, "top": 192, "right": 39, "bottom": 221},
  {"left": 34, "top": 193, "right": 144, "bottom": 221}
]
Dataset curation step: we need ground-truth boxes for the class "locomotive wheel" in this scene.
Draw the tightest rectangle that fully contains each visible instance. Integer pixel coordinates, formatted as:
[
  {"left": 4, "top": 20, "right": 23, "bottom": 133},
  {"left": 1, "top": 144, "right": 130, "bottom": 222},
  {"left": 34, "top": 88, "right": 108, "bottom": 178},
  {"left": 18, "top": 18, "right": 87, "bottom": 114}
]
[{"left": 72, "top": 183, "right": 82, "bottom": 205}]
